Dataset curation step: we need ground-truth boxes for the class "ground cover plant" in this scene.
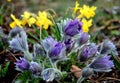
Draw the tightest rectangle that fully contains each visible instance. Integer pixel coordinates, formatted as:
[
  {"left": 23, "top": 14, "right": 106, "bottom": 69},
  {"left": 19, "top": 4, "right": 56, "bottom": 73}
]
[{"left": 0, "top": 0, "right": 120, "bottom": 83}]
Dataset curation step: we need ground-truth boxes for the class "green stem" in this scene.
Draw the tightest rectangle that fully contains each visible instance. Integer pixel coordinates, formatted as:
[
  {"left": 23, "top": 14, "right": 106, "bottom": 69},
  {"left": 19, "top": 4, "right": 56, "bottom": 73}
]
[
  {"left": 39, "top": 27, "right": 42, "bottom": 41},
  {"left": 46, "top": 51, "right": 56, "bottom": 68},
  {"left": 24, "top": 50, "right": 32, "bottom": 61},
  {"left": 26, "top": 79, "right": 29, "bottom": 83},
  {"left": 77, "top": 76, "right": 85, "bottom": 83},
  {"left": 53, "top": 68, "right": 63, "bottom": 77}
]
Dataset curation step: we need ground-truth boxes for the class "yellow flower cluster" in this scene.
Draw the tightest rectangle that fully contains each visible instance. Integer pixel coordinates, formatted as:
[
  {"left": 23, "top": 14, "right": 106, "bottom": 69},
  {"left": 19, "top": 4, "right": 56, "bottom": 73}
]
[
  {"left": 7, "top": 0, "right": 11, "bottom": 2},
  {"left": 77, "top": 5, "right": 96, "bottom": 19},
  {"left": 35, "top": 11, "right": 53, "bottom": 30},
  {"left": 9, "top": 11, "right": 53, "bottom": 30},
  {"left": 73, "top": 1, "right": 97, "bottom": 32}
]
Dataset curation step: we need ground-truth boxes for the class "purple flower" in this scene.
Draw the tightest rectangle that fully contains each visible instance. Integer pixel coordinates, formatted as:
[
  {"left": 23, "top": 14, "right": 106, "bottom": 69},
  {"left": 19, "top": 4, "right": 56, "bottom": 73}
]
[
  {"left": 42, "top": 36, "right": 57, "bottom": 51},
  {"left": 9, "top": 30, "right": 28, "bottom": 53},
  {"left": 50, "top": 42, "right": 65, "bottom": 59},
  {"left": 89, "top": 55, "right": 114, "bottom": 72},
  {"left": 100, "top": 40, "right": 118, "bottom": 55},
  {"left": 78, "top": 43, "right": 98, "bottom": 62},
  {"left": 64, "top": 37, "right": 73, "bottom": 51},
  {"left": 34, "top": 44, "right": 45, "bottom": 56},
  {"left": 29, "top": 61, "right": 42, "bottom": 75},
  {"left": 82, "top": 67, "right": 93, "bottom": 78},
  {"left": 78, "top": 32, "right": 89, "bottom": 45},
  {"left": 64, "top": 19, "right": 82, "bottom": 36},
  {"left": 15, "top": 58, "right": 30, "bottom": 71},
  {"left": 41, "top": 68, "right": 60, "bottom": 82},
  {"left": 9, "top": 27, "right": 22, "bottom": 37},
  {"left": 41, "top": 69, "right": 55, "bottom": 82}
]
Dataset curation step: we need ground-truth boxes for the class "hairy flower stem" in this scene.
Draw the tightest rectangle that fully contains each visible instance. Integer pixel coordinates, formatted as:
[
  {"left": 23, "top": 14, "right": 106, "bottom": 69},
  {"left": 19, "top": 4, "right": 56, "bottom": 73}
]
[
  {"left": 24, "top": 50, "right": 32, "bottom": 61},
  {"left": 46, "top": 51, "right": 56, "bottom": 68},
  {"left": 77, "top": 76, "right": 85, "bottom": 83},
  {"left": 47, "top": 68, "right": 63, "bottom": 78},
  {"left": 46, "top": 52, "right": 63, "bottom": 79},
  {"left": 39, "top": 27, "right": 42, "bottom": 41}
]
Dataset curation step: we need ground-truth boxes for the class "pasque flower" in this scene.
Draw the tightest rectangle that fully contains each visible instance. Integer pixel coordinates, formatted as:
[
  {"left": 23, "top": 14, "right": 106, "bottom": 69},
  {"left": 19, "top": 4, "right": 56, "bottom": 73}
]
[
  {"left": 34, "top": 44, "right": 45, "bottom": 56},
  {"left": 77, "top": 55, "right": 114, "bottom": 83},
  {"left": 29, "top": 61, "right": 42, "bottom": 75},
  {"left": 64, "top": 19, "right": 82, "bottom": 36},
  {"left": 41, "top": 69, "right": 55, "bottom": 82},
  {"left": 9, "top": 27, "right": 22, "bottom": 37},
  {"left": 42, "top": 36, "right": 57, "bottom": 51},
  {"left": 50, "top": 42, "right": 65, "bottom": 59},
  {"left": 78, "top": 32, "right": 89, "bottom": 45},
  {"left": 15, "top": 58, "right": 30, "bottom": 71},
  {"left": 77, "top": 67, "right": 94, "bottom": 83},
  {"left": 9, "top": 30, "right": 28, "bottom": 52},
  {"left": 89, "top": 55, "right": 114, "bottom": 72},
  {"left": 100, "top": 40, "right": 118, "bottom": 55},
  {"left": 41, "top": 68, "right": 60, "bottom": 82},
  {"left": 64, "top": 37, "right": 73, "bottom": 51},
  {"left": 43, "top": 36, "right": 66, "bottom": 59},
  {"left": 78, "top": 43, "right": 98, "bottom": 62}
]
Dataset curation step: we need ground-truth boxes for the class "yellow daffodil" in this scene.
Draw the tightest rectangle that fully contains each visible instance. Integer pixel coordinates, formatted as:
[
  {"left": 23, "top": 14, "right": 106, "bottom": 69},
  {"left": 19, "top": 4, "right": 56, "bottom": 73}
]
[
  {"left": 21, "top": 11, "right": 36, "bottom": 27},
  {"left": 35, "top": 11, "right": 53, "bottom": 30},
  {"left": 82, "top": 18, "right": 92, "bottom": 32},
  {"left": 73, "top": 1, "right": 80, "bottom": 14},
  {"left": 77, "top": 5, "right": 96, "bottom": 19},
  {"left": 9, "top": 14, "right": 22, "bottom": 28},
  {"left": 7, "top": 0, "right": 11, "bottom": 2},
  {"left": 21, "top": 11, "right": 31, "bottom": 19},
  {"left": 21, "top": 11, "right": 31, "bottom": 26},
  {"left": 27, "top": 17, "right": 36, "bottom": 27}
]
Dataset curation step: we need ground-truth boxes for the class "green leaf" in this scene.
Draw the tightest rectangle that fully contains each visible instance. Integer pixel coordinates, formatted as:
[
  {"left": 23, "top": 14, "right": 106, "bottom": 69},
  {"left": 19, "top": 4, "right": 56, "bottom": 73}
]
[
  {"left": 110, "top": 30, "right": 120, "bottom": 36},
  {"left": 15, "top": 70, "right": 41, "bottom": 83},
  {"left": 0, "top": 61, "right": 10, "bottom": 77},
  {"left": 16, "top": 70, "right": 32, "bottom": 83},
  {"left": 112, "top": 55, "right": 120, "bottom": 70},
  {"left": 32, "top": 25, "right": 40, "bottom": 36},
  {"left": 42, "top": 29, "right": 49, "bottom": 38},
  {"left": 0, "top": 65, "right": 1, "bottom": 72},
  {"left": 27, "top": 38, "right": 36, "bottom": 44},
  {"left": 55, "top": 25, "right": 61, "bottom": 41},
  {"left": 50, "top": 25, "right": 61, "bottom": 41},
  {"left": 0, "top": 4, "right": 5, "bottom": 12},
  {"left": 27, "top": 32, "right": 39, "bottom": 41},
  {"left": 0, "top": 16, "right": 3, "bottom": 25}
]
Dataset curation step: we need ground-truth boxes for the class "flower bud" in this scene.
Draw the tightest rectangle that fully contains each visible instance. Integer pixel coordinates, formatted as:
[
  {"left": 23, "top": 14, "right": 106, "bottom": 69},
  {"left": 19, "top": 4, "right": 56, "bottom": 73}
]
[
  {"left": 9, "top": 30, "right": 28, "bottom": 53},
  {"left": 89, "top": 55, "right": 114, "bottom": 72},
  {"left": 100, "top": 40, "right": 118, "bottom": 55},
  {"left": 78, "top": 43, "right": 98, "bottom": 62},
  {"left": 42, "top": 36, "right": 57, "bottom": 51},
  {"left": 34, "top": 44, "right": 45, "bottom": 56},
  {"left": 82, "top": 67, "right": 93, "bottom": 78},
  {"left": 9, "top": 27, "right": 22, "bottom": 37},
  {"left": 50, "top": 42, "right": 65, "bottom": 59},
  {"left": 15, "top": 58, "right": 30, "bottom": 71},
  {"left": 64, "top": 37, "right": 73, "bottom": 51},
  {"left": 29, "top": 61, "right": 42, "bottom": 76},
  {"left": 64, "top": 19, "right": 82, "bottom": 36},
  {"left": 41, "top": 68, "right": 58, "bottom": 82},
  {"left": 78, "top": 32, "right": 89, "bottom": 45}
]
